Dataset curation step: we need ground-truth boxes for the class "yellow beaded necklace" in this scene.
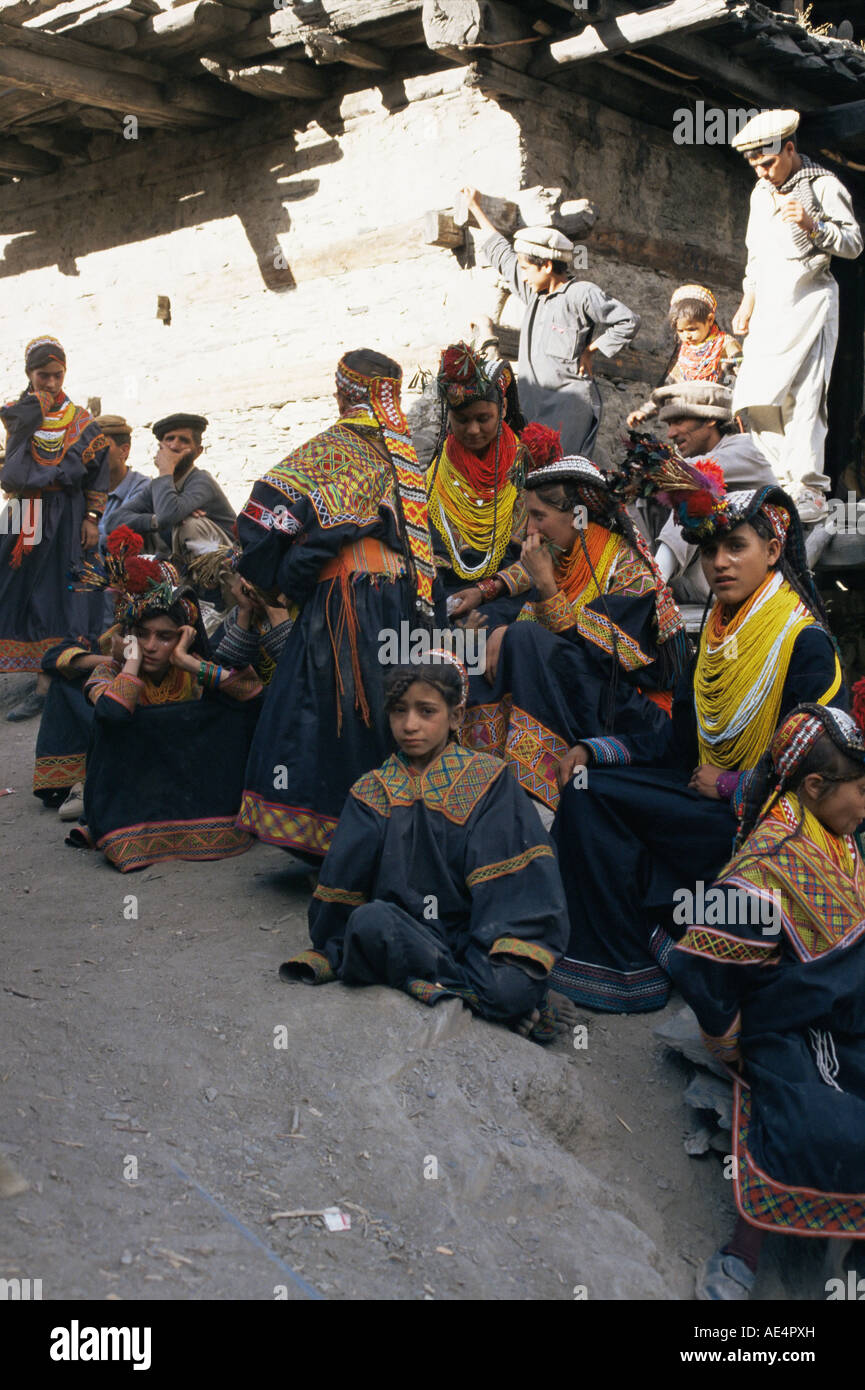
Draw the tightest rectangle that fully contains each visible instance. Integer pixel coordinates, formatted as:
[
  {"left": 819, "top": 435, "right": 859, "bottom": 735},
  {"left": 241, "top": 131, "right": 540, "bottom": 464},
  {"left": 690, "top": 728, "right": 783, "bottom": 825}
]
[
  {"left": 695, "top": 571, "right": 814, "bottom": 769},
  {"left": 427, "top": 441, "right": 517, "bottom": 580}
]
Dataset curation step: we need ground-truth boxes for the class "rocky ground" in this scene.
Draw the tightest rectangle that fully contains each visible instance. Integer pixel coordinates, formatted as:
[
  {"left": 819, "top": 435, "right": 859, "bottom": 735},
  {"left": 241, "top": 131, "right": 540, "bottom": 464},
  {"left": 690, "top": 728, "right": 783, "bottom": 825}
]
[{"left": 0, "top": 673, "right": 834, "bottom": 1302}]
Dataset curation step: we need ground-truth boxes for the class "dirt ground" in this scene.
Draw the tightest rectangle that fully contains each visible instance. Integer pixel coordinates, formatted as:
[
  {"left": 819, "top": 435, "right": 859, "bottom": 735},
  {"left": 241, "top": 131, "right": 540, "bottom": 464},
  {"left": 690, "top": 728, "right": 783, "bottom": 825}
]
[{"left": 0, "top": 673, "right": 834, "bottom": 1302}]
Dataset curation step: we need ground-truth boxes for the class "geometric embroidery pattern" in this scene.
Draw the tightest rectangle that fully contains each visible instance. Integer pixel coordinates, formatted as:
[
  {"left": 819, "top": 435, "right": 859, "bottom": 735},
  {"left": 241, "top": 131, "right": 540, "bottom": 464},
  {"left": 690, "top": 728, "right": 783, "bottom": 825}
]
[
  {"left": 0, "top": 636, "right": 59, "bottom": 673},
  {"left": 236, "top": 791, "right": 339, "bottom": 856},
  {"left": 734, "top": 1084, "right": 865, "bottom": 1235},
  {"left": 98, "top": 816, "right": 252, "bottom": 873},
  {"left": 463, "top": 701, "right": 566, "bottom": 809},
  {"left": 33, "top": 752, "right": 86, "bottom": 791},
  {"left": 574, "top": 606, "right": 651, "bottom": 672},
  {"left": 257, "top": 424, "right": 398, "bottom": 532},
  {"left": 717, "top": 830, "right": 865, "bottom": 962},
  {"left": 466, "top": 844, "right": 554, "bottom": 889},
  {"left": 351, "top": 746, "right": 504, "bottom": 826},
  {"left": 676, "top": 926, "right": 779, "bottom": 965},
  {"left": 489, "top": 934, "right": 556, "bottom": 974},
  {"left": 313, "top": 884, "right": 367, "bottom": 906}
]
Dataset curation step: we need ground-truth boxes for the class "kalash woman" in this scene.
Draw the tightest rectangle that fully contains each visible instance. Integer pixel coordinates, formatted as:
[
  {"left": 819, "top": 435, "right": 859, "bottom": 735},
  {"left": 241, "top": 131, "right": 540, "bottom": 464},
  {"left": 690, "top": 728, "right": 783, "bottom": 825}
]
[
  {"left": 451, "top": 454, "right": 688, "bottom": 812},
  {"left": 236, "top": 349, "right": 440, "bottom": 861},
  {"left": 671, "top": 704, "right": 865, "bottom": 1301},
  {"left": 551, "top": 445, "right": 844, "bottom": 1014},
  {"left": 67, "top": 526, "right": 261, "bottom": 872},
  {"left": 427, "top": 341, "right": 541, "bottom": 624},
  {"left": 0, "top": 336, "right": 109, "bottom": 718}
]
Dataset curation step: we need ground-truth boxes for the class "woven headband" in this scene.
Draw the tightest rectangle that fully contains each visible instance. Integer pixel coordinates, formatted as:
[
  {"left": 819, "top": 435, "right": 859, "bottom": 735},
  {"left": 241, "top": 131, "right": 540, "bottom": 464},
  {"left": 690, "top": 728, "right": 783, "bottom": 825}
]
[
  {"left": 25, "top": 335, "right": 66, "bottom": 370},
  {"left": 771, "top": 705, "right": 865, "bottom": 785},
  {"left": 670, "top": 285, "right": 717, "bottom": 313}
]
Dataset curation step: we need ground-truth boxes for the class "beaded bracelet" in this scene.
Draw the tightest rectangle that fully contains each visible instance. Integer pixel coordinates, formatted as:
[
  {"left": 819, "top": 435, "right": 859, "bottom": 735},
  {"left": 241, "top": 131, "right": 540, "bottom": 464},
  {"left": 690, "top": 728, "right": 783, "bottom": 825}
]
[{"left": 477, "top": 576, "right": 502, "bottom": 601}]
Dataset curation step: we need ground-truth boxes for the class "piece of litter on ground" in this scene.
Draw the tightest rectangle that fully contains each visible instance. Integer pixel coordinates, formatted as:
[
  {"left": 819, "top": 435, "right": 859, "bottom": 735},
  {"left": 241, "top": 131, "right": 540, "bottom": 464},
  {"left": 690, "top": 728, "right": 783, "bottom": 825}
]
[
  {"left": 615, "top": 1114, "right": 633, "bottom": 1134},
  {"left": 0, "top": 1154, "right": 29, "bottom": 1198},
  {"left": 323, "top": 1207, "right": 350, "bottom": 1232},
  {"left": 435, "top": 1246, "right": 454, "bottom": 1256},
  {"left": 269, "top": 1208, "right": 328, "bottom": 1223},
  {"left": 0, "top": 788, "right": 14, "bottom": 796},
  {"left": 308, "top": 1106, "right": 323, "bottom": 1117},
  {"left": 51, "top": 1139, "right": 85, "bottom": 1148}
]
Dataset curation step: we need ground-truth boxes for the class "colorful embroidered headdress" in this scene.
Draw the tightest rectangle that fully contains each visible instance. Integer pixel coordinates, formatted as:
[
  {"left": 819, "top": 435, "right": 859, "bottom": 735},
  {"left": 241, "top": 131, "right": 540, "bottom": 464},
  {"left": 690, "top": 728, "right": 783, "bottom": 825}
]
[
  {"left": 336, "top": 353, "right": 435, "bottom": 622},
  {"left": 670, "top": 284, "right": 717, "bottom": 314},
  {"left": 25, "top": 335, "right": 66, "bottom": 371},
  {"left": 72, "top": 524, "right": 200, "bottom": 628}
]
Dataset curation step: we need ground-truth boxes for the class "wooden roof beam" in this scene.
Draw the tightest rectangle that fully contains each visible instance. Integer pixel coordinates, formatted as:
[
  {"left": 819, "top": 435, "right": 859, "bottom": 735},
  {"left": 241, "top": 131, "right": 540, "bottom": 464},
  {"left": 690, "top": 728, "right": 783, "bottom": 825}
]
[
  {"left": 225, "top": 1, "right": 423, "bottom": 65},
  {"left": 422, "top": 1, "right": 537, "bottom": 69},
  {"left": 200, "top": 55, "right": 328, "bottom": 100},
  {"left": 135, "top": 0, "right": 249, "bottom": 54},
  {"left": 302, "top": 30, "right": 389, "bottom": 72},
  {"left": 533, "top": 0, "right": 744, "bottom": 71}
]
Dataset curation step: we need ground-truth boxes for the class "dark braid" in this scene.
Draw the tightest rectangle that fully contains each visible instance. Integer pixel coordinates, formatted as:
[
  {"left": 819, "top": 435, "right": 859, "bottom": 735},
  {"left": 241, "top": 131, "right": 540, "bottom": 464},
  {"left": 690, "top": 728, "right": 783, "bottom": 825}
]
[{"left": 383, "top": 661, "right": 463, "bottom": 711}]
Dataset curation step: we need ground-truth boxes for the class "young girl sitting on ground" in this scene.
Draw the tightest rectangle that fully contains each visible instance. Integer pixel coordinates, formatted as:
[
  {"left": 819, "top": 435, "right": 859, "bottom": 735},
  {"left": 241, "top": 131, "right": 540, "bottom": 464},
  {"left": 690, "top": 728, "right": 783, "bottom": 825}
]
[
  {"left": 671, "top": 703, "right": 865, "bottom": 1300},
  {"left": 627, "top": 284, "right": 741, "bottom": 429},
  {"left": 281, "top": 651, "right": 568, "bottom": 1040},
  {"left": 69, "top": 525, "right": 261, "bottom": 871}
]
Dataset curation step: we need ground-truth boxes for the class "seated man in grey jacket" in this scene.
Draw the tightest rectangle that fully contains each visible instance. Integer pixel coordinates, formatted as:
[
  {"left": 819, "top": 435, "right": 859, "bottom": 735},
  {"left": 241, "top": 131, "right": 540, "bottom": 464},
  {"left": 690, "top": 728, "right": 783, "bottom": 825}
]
[
  {"left": 110, "top": 412, "right": 236, "bottom": 571},
  {"left": 649, "top": 381, "right": 778, "bottom": 603}
]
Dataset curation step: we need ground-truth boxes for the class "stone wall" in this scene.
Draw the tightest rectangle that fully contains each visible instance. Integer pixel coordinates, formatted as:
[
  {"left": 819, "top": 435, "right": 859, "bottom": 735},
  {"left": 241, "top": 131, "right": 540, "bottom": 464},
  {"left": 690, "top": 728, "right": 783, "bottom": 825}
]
[{"left": 0, "top": 64, "right": 827, "bottom": 506}]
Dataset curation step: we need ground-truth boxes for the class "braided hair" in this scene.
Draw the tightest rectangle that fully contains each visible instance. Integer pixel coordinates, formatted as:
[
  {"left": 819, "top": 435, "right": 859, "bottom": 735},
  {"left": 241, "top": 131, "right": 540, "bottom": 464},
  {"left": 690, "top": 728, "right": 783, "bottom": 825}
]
[
  {"left": 383, "top": 660, "right": 464, "bottom": 712},
  {"left": 735, "top": 703, "right": 865, "bottom": 852}
]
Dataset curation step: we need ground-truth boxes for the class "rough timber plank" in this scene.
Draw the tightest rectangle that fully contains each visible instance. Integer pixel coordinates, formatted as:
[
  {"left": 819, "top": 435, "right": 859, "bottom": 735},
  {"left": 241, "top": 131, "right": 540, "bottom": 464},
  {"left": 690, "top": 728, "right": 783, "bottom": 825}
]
[
  {"left": 224, "top": 0, "right": 423, "bottom": 64},
  {"left": 535, "top": 0, "right": 741, "bottom": 68},
  {"left": 135, "top": 0, "right": 248, "bottom": 52},
  {"left": 200, "top": 55, "right": 327, "bottom": 100}
]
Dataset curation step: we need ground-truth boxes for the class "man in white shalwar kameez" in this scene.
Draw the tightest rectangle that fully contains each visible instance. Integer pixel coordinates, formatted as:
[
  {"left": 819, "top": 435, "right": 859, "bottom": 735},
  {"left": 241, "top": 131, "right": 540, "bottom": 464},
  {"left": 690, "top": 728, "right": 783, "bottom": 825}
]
[{"left": 729, "top": 109, "right": 862, "bottom": 522}]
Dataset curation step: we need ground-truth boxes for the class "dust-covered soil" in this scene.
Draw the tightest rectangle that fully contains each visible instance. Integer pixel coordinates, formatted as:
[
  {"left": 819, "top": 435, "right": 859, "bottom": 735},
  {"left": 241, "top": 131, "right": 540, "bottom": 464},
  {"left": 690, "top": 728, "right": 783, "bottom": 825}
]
[{"left": 0, "top": 674, "right": 833, "bottom": 1301}]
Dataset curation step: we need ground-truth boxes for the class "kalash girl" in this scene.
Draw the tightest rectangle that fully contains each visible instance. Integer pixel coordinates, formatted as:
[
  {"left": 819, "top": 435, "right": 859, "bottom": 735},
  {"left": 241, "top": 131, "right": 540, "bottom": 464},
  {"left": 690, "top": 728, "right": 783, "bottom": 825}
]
[
  {"left": 427, "top": 341, "right": 529, "bottom": 624},
  {"left": 626, "top": 284, "right": 741, "bottom": 429},
  {"left": 450, "top": 454, "right": 689, "bottom": 814},
  {"left": 551, "top": 445, "right": 844, "bottom": 1014},
  {"left": 670, "top": 703, "right": 865, "bottom": 1300},
  {"left": 68, "top": 525, "right": 261, "bottom": 871},
  {"left": 281, "top": 651, "right": 568, "bottom": 1040}
]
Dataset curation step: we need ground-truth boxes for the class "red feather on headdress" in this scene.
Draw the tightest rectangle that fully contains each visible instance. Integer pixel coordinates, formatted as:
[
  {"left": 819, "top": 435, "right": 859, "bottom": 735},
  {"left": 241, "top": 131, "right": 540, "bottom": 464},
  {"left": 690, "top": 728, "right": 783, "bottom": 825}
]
[
  {"left": 520, "top": 422, "right": 563, "bottom": 472},
  {"left": 124, "top": 555, "right": 163, "bottom": 594},
  {"left": 106, "top": 524, "right": 143, "bottom": 559}
]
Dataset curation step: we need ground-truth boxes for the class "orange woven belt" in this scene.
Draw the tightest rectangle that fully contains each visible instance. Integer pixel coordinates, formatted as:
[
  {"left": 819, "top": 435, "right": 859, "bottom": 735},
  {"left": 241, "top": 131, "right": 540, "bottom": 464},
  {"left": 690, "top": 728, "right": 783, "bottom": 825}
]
[{"left": 318, "top": 536, "right": 405, "bottom": 581}]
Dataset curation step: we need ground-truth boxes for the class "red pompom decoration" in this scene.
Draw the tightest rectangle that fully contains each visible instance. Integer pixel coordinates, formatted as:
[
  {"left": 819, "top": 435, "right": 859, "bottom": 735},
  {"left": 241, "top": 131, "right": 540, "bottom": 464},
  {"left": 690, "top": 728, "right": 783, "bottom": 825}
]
[
  {"left": 124, "top": 556, "right": 162, "bottom": 594},
  {"left": 521, "top": 422, "right": 563, "bottom": 470},
  {"left": 694, "top": 457, "right": 726, "bottom": 495},
  {"left": 685, "top": 492, "right": 715, "bottom": 518},
  {"left": 852, "top": 677, "right": 865, "bottom": 736},
  {"left": 106, "top": 524, "right": 143, "bottom": 558}
]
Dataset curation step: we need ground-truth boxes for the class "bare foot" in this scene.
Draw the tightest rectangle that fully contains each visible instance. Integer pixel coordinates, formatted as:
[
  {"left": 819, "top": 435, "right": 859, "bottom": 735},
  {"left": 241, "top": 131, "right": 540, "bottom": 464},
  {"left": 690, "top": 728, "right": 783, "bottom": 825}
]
[
  {"left": 516, "top": 1007, "right": 541, "bottom": 1038},
  {"left": 548, "top": 989, "right": 581, "bottom": 1029}
]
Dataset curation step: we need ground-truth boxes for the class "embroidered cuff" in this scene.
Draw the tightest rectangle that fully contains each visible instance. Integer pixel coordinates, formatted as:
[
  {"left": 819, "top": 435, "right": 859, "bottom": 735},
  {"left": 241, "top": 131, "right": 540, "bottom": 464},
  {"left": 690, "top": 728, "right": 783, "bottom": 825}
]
[
  {"left": 489, "top": 936, "right": 556, "bottom": 976},
  {"left": 54, "top": 644, "right": 90, "bottom": 672},
  {"left": 313, "top": 884, "right": 367, "bottom": 906},
  {"left": 496, "top": 559, "right": 531, "bottom": 597},
  {"left": 279, "top": 950, "right": 335, "bottom": 984},
  {"left": 532, "top": 590, "right": 574, "bottom": 634},
  {"left": 700, "top": 1014, "right": 742, "bottom": 1067},
  {"left": 581, "top": 736, "right": 631, "bottom": 766},
  {"left": 575, "top": 607, "right": 652, "bottom": 671},
  {"left": 85, "top": 489, "right": 107, "bottom": 516},
  {"left": 260, "top": 619, "right": 293, "bottom": 657},
  {"left": 104, "top": 672, "right": 145, "bottom": 712},
  {"left": 219, "top": 666, "right": 263, "bottom": 702}
]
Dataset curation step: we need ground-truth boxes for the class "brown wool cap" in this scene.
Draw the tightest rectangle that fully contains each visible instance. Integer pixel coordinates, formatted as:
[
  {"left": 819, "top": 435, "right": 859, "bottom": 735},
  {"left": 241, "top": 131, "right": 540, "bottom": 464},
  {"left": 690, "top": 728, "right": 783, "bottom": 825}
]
[
  {"left": 94, "top": 413, "right": 132, "bottom": 437},
  {"left": 653, "top": 381, "right": 733, "bottom": 424}
]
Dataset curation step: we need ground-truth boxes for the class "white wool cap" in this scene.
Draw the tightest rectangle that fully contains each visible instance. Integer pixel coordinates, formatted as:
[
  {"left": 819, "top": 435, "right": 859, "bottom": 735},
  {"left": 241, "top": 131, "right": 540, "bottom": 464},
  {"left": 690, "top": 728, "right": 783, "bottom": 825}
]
[
  {"left": 730, "top": 108, "right": 800, "bottom": 153},
  {"left": 513, "top": 225, "right": 575, "bottom": 263}
]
